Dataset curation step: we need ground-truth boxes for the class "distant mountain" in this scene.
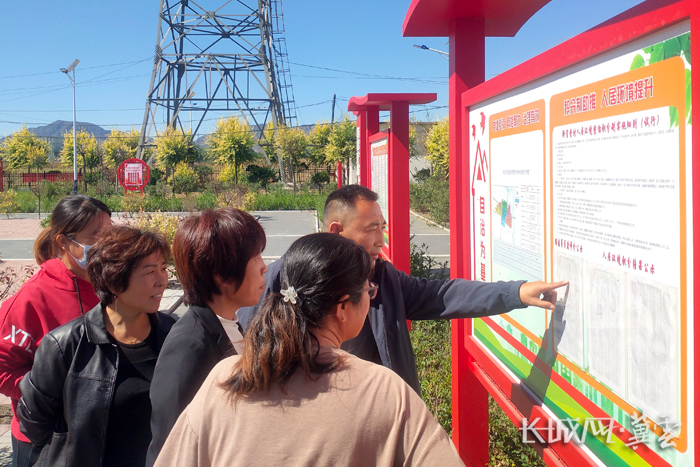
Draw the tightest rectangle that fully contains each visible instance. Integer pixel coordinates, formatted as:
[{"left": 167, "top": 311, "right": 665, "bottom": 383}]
[{"left": 28, "top": 120, "right": 111, "bottom": 139}]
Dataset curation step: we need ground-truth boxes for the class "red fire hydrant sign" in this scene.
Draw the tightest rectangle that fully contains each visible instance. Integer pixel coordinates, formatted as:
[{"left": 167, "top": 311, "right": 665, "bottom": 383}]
[{"left": 117, "top": 158, "right": 150, "bottom": 194}]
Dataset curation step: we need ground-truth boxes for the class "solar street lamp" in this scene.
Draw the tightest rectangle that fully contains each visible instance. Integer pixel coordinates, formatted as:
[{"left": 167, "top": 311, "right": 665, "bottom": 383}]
[{"left": 60, "top": 59, "right": 80, "bottom": 195}]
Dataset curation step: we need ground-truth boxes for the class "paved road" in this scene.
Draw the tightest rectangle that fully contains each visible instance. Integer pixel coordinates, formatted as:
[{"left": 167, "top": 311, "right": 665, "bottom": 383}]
[
  {"left": 0, "top": 211, "right": 449, "bottom": 266},
  {"left": 253, "top": 210, "right": 319, "bottom": 263},
  {"left": 409, "top": 214, "right": 450, "bottom": 267}
]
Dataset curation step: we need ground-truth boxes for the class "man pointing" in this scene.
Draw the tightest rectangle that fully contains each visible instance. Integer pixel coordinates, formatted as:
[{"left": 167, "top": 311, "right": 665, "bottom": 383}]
[{"left": 238, "top": 184, "right": 567, "bottom": 393}]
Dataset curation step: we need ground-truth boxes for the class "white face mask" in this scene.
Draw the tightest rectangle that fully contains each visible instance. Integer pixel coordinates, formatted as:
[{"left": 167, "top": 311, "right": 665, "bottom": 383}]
[{"left": 68, "top": 238, "right": 92, "bottom": 270}]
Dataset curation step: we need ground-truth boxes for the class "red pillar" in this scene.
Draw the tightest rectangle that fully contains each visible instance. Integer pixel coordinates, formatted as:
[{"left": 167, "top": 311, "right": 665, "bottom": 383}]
[
  {"left": 691, "top": 2, "right": 700, "bottom": 464},
  {"left": 389, "top": 100, "right": 411, "bottom": 275},
  {"left": 356, "top": 111, "right": 368, "bottom": 186},
  {"left": 337, "top": 161, "right": 343, "bottom": 188},
  {"left": 355, "top": 105, "right": 381, "bottom": 187},
  {"left": 449, "top": 17, "right": 489, "bottom": 466}
]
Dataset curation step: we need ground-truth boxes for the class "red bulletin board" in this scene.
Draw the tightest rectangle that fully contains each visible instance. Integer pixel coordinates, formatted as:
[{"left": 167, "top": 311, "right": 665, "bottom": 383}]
[
  {"left": 117, "top": 158, "right": 150, "bottom": 195},
  {"left": 456, "top": 1, "right": 698, "bottom": 465}
]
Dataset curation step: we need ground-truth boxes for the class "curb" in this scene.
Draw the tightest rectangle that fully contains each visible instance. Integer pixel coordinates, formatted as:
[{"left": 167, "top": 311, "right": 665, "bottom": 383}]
[{"left": 409, "top": 210, "right": 450, "bottom": 232}]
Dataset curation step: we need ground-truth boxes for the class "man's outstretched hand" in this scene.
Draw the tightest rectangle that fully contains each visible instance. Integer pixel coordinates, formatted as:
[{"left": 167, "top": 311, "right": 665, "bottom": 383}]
[{"left": 519, "top": 280, "right": 569, "bottom": 310}]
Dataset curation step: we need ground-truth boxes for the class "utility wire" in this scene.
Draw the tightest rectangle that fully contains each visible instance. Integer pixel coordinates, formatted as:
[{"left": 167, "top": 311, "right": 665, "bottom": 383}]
[{"left": 0, "top": 58, "right": 154, "bottom": 80}]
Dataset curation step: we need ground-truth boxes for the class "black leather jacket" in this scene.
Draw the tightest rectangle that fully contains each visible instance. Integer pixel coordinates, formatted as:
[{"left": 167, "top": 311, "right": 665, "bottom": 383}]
[
  {"left": 146, "top": 305, "right": 235, "bottom": 467},
  {"left": 17, "top": 304, "right": 176, "bottom": 467}
]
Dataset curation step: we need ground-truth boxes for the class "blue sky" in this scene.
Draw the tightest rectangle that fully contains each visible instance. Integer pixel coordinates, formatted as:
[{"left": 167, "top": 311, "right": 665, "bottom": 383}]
[{"left": 0, "top": 0, "right": 644, "bottom": 138}]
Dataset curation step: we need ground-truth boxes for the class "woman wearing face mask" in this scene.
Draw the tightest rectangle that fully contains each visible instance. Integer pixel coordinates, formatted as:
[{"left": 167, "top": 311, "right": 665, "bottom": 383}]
[
  {"left": 0, "top": 195, "right": 110, "bottom": 467},
  {"left": 154, "top": 234, "right": 463, "bottom": 467},
  {"left": 17, "top": 225, "right": 176, "bottom": 467}
]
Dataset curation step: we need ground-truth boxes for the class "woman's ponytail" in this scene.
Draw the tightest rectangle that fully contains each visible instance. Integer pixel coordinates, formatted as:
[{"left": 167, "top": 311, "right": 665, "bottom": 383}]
[
  {"left": 33, "top": 227, "right": 56, "bottom": 265},
  {"left": 223, "top": 233, "right": 372, "bottom": 396},
  {"left": 225, "top": 291, "right": 320, "bottom": 394}
]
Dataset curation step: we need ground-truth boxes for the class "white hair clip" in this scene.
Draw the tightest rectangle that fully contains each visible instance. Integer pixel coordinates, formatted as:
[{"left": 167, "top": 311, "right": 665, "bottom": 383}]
[{"left": 280, "top": 286, "right": 298, "bottom": 305}]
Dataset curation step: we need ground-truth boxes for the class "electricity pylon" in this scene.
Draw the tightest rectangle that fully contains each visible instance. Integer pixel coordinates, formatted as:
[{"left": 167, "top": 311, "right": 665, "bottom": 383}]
[{"left": 136, "top": 0, "right": 297, "bottom": 174}]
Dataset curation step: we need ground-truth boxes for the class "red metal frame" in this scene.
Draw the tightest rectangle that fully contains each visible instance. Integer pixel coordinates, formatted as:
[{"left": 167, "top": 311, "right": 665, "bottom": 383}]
[
  {"left": 349, "top": 93, "right": 436, "bottom": 275},
  {"left": 461, "top": 0, "right": 695, "bottom": 465},
  {"left": 404, "top": 0, "right": 697, "bottom": 465},
  {"left": 691, "top": 0, "right": 700, "bottom": 464}
]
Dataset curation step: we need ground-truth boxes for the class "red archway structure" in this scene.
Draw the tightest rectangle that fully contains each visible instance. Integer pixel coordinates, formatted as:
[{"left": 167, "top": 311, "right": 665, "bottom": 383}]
[
  {"left": 404, "top": 3, "right": 551, "bottom": 464},
  {"left": 349, "top": 93, "right": 436, "bottom": 275},
  {"left": 404, "top": 1, "right": 700, "bottom": 466}
]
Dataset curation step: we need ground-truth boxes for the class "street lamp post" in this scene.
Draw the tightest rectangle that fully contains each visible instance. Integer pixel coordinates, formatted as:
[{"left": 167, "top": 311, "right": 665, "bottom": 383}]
[{"left": 60, "top": 59, "right": 80, "bottom": 195}]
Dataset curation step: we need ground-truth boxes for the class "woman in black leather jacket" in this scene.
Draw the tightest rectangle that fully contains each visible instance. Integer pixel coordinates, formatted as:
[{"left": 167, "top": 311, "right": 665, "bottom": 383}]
[{"left": 17, "top": 225, "right": 177, "bottom": 467}]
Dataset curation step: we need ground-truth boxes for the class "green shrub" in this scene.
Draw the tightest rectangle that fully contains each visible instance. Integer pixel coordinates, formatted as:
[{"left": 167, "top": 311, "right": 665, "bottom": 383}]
[
  {"left": 411, "top": 319, "right": 452, "bottom": 434},
  {"left": 103, "top": 195, "right": 124, "bottom": 213},
  {"left": 197, "top": 191, "right": 217, "bottom": 210},
  {"left": 40, "top": 215, "right": 51, "bottom": 228},
  {"left": 149, "top": 167, "right": 165, "bottom": 186},
  {"left": 489, "top": 396, "right": 545, "bottom": 466},
  {"left": 87, "top": 179, "right": 118, "bottom": 202},
  {"left": 145, "top": 181, "right": 173, "bottom": 212},
  {"left": 310, "top": 171, "right": 330, "bottom": 185},
  {"left": 412, "top": 168, "right": 431, "bottom": 183},
  {"left": 0, "top": 190, "right": 21, "bottom": 219},
  {"left": 409, "top": 177, "right": 449, "bottom": 227},
  {"left": 247, "top": 186, "right": 330, "bottom": 211},
  {"left": 246, "top": 165, "right": 278, "bottom": 189},
  {"left": 43, "top": 180, "right": 72, "bottom": 200},
  {"left": 84, "top": 171, "right": 102, "bottom": 186},
  {"left": 120, "top": 193, "right": 147, "bottom": 216},
  {"left": 194, "top": 165, "right": 214, "bottom": 187},
  {"left": 409, "top": 241, "right": 451, "bottom": 433},
  {"left": 15, "top": 190, "right": 36, "bottom": 213},
  {"left": 173, "top": 162, "right": 199, "bottom": 194}
]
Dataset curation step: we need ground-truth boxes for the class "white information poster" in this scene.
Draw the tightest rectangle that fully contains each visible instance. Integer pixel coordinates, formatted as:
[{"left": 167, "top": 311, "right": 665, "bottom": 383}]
[
  {"left": 468, "top": 22, "right": 692, "bottom": 465},
  {"left": 125, "top": 163, "right": 143, "bottom": 186},
  {"left": 371, "top": 136, "right": 389, "bottom": 253}
]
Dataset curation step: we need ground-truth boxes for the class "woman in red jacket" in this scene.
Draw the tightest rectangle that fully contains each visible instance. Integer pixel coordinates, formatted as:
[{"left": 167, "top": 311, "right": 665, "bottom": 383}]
[{"left": 0, "top": 195, "right": 111, "bottom": 467}]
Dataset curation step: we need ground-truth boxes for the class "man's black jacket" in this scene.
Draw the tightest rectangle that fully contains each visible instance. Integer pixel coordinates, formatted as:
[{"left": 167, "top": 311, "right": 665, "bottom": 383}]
[
  {"left": 17, "top": 304, "right": 176, "bottom": 467},
  {"left": 146, "top": 305, "right": 234, "bottom": 467},
  {"left": 238, "top": 257, "right": 526, "bottom": 394}
]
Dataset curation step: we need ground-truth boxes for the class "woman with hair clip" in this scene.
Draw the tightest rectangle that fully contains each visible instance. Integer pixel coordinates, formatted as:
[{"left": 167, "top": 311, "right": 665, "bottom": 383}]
[
  {"left": 0, "top": 195, "right": 110, "bottom": 467},
  {"left": 154, "top": 233, "right": 464, "bottom": 467}
]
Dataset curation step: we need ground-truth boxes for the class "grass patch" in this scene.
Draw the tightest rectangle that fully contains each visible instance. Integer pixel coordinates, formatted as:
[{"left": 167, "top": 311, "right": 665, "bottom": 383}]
[
  {"left": 247, "top": 186, "right": 331, "bottom": 216},
  {"left": 409, "top": 177, "right": 449, "bottom": 227}
]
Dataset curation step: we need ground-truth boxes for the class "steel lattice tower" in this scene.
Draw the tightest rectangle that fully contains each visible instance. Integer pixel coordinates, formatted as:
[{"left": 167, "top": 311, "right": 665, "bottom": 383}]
[{"left": 136, "top": 0, "right": 297, "bottom": 159}]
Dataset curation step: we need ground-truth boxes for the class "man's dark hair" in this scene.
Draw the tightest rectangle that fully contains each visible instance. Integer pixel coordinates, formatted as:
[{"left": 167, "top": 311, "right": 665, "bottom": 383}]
[{"left": 323, "top": 184, "right": 378, "bottom": 226}]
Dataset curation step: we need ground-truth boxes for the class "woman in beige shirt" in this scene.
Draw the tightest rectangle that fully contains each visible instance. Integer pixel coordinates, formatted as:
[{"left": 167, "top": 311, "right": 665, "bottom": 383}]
[{"left": 155, "top": 233, "right": 464, "bottom": 467}]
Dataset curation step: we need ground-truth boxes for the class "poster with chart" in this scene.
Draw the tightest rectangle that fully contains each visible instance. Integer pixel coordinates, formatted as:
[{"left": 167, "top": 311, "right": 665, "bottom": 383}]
[{"left": 468, "top": 23, "right": 692, "bottom": 466}]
